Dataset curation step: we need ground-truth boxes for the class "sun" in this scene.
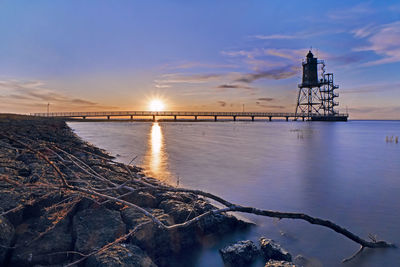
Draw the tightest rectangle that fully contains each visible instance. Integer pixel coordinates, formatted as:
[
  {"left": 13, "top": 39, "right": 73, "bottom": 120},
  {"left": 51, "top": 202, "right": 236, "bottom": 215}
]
[{"left": 149, "top": 99, "right": 165, "bottom": 111}]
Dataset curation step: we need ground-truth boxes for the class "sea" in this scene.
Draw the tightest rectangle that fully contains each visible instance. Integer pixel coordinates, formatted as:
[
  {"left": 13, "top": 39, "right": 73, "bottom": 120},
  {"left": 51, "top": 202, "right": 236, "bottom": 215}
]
[{"left": 68, "top": 120, "right": 400, "bottom": 267}]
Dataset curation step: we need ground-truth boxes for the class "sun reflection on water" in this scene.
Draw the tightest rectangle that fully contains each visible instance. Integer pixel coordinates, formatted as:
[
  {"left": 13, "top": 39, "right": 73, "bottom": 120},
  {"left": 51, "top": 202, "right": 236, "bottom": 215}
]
[{"left": 145, "top": 122, "right": 170, "bottom": 182}]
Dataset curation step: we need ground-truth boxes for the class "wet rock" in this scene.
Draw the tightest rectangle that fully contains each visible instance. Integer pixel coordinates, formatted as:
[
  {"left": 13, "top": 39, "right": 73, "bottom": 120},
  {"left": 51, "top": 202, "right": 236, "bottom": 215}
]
[
  {"left": 73, "top": 208, "right": 126, "bottom": 254},
  {"left": 122, "top": 208, "right": 173, "bottom": 255},
  {"left": 122, "top": 191, "right": 159, "bottom": 208},
  {"left": 260, "top": 237, "right": 292, "bottom": 262},
  {"left": 196, "top": 212, "right": 248, "bottom": 236},
  {"left": 0, "top": 216, "right": 14, "bottom": 264},
  {"left": 10, "top": 216, "right": 72, "bottom": 266},
  {"left": 158, "top": 199, "right": 196, "bottom": 223},
  {"left": 219, "top": 240, "right": 259, "bottom": 266},
  {"left": 85, "top": 243, "right": 156, "bottom": 267},
  {"left": 265, "top": 260, "right": 296, "bottom": 267}
]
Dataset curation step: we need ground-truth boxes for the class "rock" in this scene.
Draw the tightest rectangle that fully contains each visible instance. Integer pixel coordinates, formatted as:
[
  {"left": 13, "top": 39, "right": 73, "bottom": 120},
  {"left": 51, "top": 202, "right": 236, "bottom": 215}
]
[
  {"left": 122, "top": 191, "right": 159, "bottom": 208},
  {"left": 158, "top": 199, "right": 195, "bottom": 223},
  {"left": 260, "top": 238, "right": 292, "bottom": 262},
  {"left": 219, "top": 240, "right": 259, "bottom": 266},
  {"left": 0, "top": 216, "right": 14, "bottom": 264},
  {"left": 196, "top": 212, "right": 247, "bottom": 236},
  {"left": 122, "top": 208, "right": 174, "bottom": 256},
  {"left": 265, "top": 260, "right": 296, "bottom": 267},
  {"left": 0, "top": 190, "right": 24, "bottom": 225},
  {"left": 10, "top": 216, "right": 72, "bottom": 266},
  {"left": 85, "top": 243, "right": 156, "bottom": 267},
  {"left": 73, "top": 208, "right": 126, "bottom": 254}
]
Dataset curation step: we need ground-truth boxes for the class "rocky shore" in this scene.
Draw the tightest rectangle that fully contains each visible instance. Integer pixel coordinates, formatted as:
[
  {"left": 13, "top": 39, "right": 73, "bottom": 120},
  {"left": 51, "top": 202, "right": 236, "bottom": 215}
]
[{"left": 0, "top": 116, "right": 249, "bottom": 266}]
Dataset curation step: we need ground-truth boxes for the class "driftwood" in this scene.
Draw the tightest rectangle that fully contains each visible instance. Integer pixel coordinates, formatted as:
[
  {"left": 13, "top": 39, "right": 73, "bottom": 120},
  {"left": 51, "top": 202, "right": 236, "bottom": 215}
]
[{"left": 0, "top": 131, "right": 396, "bottom": 264}]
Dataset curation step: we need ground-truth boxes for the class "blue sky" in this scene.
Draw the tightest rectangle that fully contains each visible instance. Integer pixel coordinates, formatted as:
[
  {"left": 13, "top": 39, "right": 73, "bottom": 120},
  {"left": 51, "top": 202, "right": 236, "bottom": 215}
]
[{"left": 0, "top": 0, "right": 399, "bottom": 119}]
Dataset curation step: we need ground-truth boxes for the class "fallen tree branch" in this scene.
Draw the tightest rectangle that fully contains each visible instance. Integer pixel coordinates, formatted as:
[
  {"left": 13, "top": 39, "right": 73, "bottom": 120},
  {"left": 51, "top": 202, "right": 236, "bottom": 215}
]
[{"left": 0, "top": 130, "right": 396, "bottom": 265}]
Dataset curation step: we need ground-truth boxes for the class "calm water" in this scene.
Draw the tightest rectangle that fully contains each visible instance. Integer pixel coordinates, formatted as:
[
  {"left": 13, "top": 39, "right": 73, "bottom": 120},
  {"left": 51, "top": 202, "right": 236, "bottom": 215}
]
[{"left": 68, "top": 121, "right": 400, "bottom": 267}]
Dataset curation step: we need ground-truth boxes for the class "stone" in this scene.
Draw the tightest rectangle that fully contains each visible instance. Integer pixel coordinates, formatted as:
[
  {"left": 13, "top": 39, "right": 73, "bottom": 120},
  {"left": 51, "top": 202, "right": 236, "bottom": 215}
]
[
  {"left": 10, "top": 216, "right": 72, "bottom": 266},
  {"left": 73, "top": 208, "right": 126, "bottom": 254},
  {"left": 265, "top": 260, "right": 296, "bottom": 267},
  {"left": 0, "top": 216, "right": 14, "bottom": 264},
  {"left": 121, "top": 208, "right": 174, "bottom": 256},
  {"left": 260, "top": 237, "right": 292, "bottom": 262},
  {"left": 219, "top": 240, "right": 259, "bottom": 266},
  {"left": 158, "top": 199, "right": 195, "bottom": 223},
  {"left": 122, "top": 191, "right": 159, "bottom": 208},
  {"left": 85, "top": 243, "right": 156, "bottom": 267}
]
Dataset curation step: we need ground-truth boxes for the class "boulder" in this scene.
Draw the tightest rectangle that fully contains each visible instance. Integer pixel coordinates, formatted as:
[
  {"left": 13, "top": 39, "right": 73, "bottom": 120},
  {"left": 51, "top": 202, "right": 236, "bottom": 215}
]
[
  {"left": 219, "top": 240, "right": 259, "bottom": 266},
  {"left": 121, "top": 208, "right": 175, "bottom": 256},
  {"left": 73, "top": 208, "right": 126, "bottom": 254},
  {"left": 265, "top": 260, "right": 296, "bottom": 267},
  {"left": 0, "top": 216, "right": 14, "bottom": 264},
  {"left": 122, "top": 191, "right": 159, "bottom": 208},
  {"left": 10, "top": 216, "right": 72, "bottom": 266},
  {"left": 259, "top": 238, "right": 292, "bottom": 262},
  {"left": 85, "top": 243, "right": 156, "bottom": 267},
  {"left": 158, "top": 199, "right": 195, "bottom": 223}
]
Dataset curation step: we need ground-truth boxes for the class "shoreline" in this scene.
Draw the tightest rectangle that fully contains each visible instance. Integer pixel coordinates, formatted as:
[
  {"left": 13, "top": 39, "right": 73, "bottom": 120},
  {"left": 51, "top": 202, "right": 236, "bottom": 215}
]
[{"left": 0, "top": 116, "right": 249, "bottom": 266}]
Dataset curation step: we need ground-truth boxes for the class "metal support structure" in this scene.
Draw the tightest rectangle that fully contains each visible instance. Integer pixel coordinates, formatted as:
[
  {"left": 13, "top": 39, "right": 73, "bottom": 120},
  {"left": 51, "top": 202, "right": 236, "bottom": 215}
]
[{"left": 295, "top": 50, "right": 346, "bottom": 121}]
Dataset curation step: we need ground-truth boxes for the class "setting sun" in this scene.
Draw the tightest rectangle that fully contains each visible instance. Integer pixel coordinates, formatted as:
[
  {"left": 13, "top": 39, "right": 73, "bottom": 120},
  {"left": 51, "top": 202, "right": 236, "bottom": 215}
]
[{"left": 149, "top": 99, "right": 165, "bottom": 111}]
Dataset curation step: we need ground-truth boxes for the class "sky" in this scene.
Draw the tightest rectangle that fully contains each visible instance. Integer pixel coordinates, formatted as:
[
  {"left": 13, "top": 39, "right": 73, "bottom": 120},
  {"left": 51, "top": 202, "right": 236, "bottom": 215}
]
[{"left": 0, "top": 0, "right": 399, "bottom": 119}]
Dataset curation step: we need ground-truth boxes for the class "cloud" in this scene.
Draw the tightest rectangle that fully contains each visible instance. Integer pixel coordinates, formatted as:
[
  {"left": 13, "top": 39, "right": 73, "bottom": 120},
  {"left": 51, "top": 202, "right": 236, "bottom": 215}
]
[
  {"left": 353, "top": 21, "right": 400, "bottom": 65},
  {"left": 217, "top": 101, "right": 226, "bottom": 107},
  {"left": 328, "top": 2, "right": 374, "bottom": 21},
  {"left": 155, "top": 73, "right": 225, "bottom": 86},
  {"left": 216, "top": 84, "right": 254, "bottom": 90},
  {"left": 255, "top": 101, "right": 285, "bottom": 109},
  {"left": 221, "top": 49, "right": 259, "bottom": 59},
  {"left": 257, "top": 97, "right": 274, "bottom": 102},
  {"left": 235, "top": 66, "right": 297, "bottom": 83},
  {"left": 0, "top": 79, "right": 114, "bottom": 112},
  {"left": 163, "top": 61, "right": 238, "bottom": 70},
  {"left": 341, "top": 82, "right": 400, "bottom": 94},
  {"left": 252, "top": 34, "right": 297, "bottom": 40}
]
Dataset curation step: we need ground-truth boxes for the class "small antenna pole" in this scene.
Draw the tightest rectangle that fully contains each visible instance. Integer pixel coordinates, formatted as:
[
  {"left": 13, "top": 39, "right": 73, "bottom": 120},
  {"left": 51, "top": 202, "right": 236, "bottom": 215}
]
[{"left": 47, "top": 103, "right": 50, "bottom": 116}]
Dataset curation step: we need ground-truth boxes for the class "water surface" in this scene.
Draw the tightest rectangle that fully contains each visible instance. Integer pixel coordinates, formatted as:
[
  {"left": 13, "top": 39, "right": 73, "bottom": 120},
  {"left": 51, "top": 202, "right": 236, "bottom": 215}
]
[{"left": 68, "top": 121, "right": 400, "bottom": 267}]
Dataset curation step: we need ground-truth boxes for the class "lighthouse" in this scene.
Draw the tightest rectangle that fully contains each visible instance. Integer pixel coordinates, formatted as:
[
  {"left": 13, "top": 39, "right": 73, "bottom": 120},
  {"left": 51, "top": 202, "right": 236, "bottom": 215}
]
[{"left": 295, "top": 50, "right": 348, "bottom": 121}]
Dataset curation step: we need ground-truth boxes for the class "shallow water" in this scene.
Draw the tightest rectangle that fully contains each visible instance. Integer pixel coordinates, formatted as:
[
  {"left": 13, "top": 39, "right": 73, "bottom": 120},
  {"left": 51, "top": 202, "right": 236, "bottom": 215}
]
[{"left": 68, "top": 120, "right": 400, "bottom": 267}]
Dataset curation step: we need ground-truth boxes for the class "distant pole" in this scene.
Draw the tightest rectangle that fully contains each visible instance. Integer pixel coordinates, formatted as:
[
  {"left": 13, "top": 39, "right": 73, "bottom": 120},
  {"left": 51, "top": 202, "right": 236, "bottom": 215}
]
[
  {"left": 242, "top": 104, "right": 245, "bottom": 112},
  {"left": 47, "top": 103, "right": 50, "bottom": 116}
]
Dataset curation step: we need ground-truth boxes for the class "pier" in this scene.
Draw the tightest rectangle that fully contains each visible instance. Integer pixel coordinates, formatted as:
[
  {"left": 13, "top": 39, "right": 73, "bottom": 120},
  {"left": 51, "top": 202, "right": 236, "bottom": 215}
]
[{"left": 31, "top": 111, "right": 348, "bottom": 121}]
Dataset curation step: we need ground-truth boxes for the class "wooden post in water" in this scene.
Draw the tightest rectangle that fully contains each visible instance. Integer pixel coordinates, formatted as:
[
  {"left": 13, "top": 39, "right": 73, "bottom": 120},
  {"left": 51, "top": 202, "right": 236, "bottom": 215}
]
[{"left": 214, "top": 116, "right": 217, "bottom": 121}]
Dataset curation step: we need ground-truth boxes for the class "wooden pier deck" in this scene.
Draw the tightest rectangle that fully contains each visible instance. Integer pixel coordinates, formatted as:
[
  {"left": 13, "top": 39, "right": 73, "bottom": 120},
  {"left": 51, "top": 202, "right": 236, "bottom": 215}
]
[{"left": 31, "top": 111, "right": 348, "bottom": 121}]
